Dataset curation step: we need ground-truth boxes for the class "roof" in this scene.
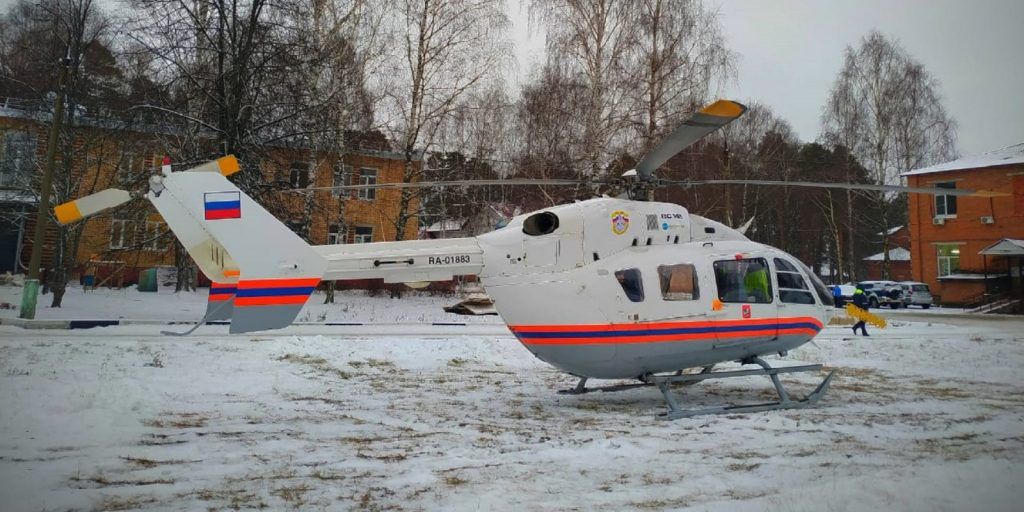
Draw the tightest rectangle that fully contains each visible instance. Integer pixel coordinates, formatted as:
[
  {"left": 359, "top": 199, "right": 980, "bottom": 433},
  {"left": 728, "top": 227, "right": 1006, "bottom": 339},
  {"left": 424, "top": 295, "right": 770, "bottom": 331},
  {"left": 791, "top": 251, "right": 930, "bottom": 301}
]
[
  {"left": 425, "top": 219, "right": 465, "bottom": 232},
  {"left": 875, "top": 225, "right": 904, "bottom": 237},
  {"left": 863, "top": 247, "right": 911, "bottom": 262},
  {"left": 901, "top": 143, "right": 1024, "bottom": 177},
  {"left": 979, "top": 238, "right": 1024, "bottom": 256},
  {"left": 937, "top": 273, "right": 1004, "bottom": 281}
]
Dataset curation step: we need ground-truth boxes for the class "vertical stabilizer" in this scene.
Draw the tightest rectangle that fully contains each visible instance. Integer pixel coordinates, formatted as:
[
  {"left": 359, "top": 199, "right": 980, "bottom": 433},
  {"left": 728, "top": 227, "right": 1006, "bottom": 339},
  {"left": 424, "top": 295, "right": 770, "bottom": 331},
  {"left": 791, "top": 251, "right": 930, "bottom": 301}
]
[{"left": 149, "top": 171, "right": 326, "bottom": 333}]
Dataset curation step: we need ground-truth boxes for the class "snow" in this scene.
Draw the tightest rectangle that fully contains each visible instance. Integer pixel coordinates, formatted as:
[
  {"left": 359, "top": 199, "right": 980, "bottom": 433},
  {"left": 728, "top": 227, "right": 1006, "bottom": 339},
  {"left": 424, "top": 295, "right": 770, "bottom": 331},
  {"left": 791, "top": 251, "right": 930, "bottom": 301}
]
[
  {"left": 863, "top": 247, "right": 911, "bottom": 262},
  {"left": 0, "top": 283, "right": 502, "bottom": 325},
  {"left": 1, "top": 286, "right": 1023, "bottom": 511},
  {"left": 901, "top": 142, "right": 1024, "bottom": 176}
]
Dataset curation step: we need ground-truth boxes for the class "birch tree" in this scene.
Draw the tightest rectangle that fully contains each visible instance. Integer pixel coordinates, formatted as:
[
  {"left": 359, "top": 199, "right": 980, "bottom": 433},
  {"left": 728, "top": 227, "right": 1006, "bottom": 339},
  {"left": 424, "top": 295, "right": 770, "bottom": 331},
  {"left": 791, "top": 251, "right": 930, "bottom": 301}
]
[
  {"left": 821, "top": 30, "right": 957, "bottom": 279},
  {"left": 380, "top": 0, "right": 510, "bottom": 241}
]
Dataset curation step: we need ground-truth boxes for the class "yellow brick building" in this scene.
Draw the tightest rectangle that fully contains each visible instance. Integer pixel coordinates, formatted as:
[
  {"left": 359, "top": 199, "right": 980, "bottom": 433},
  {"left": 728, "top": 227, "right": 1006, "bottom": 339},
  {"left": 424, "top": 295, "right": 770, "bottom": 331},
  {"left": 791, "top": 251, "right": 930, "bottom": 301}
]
[{"left": 0, "top": 104, "right": 421, "bottom": 284}]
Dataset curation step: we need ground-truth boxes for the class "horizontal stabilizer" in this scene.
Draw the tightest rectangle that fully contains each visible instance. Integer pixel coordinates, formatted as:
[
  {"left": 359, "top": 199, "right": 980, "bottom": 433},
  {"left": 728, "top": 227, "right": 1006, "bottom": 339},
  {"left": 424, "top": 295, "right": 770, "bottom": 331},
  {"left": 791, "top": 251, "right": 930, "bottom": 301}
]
[{"left": 54, "top": 189, "right": 132, "bottom": 225}]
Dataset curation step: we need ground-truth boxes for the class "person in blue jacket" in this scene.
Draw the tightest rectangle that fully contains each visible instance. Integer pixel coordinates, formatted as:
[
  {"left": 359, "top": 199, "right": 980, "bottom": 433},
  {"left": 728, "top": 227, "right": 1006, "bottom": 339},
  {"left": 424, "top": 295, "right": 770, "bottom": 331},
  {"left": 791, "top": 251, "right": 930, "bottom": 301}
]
[
  {"left": 832, "top": 285, "right": 845, "bottom": 307},
  {"left": 851, "top": 285, "right": 869, "bottom": 336}
]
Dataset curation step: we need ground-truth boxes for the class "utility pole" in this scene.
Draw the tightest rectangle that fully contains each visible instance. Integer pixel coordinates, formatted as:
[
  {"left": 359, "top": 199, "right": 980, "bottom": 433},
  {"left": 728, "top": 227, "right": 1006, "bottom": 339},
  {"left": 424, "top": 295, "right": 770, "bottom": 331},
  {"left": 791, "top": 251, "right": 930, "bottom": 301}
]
[{"left": 19, "top": 53, "right": 72, "bottom": 319}]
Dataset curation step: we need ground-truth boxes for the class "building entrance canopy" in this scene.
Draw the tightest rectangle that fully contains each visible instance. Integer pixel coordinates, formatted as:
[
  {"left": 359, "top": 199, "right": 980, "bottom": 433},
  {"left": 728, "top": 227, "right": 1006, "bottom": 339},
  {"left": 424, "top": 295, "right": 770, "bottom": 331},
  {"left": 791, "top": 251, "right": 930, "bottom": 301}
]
[{"left": 979, "top": 238, "right": 1024, "bottom": 256}]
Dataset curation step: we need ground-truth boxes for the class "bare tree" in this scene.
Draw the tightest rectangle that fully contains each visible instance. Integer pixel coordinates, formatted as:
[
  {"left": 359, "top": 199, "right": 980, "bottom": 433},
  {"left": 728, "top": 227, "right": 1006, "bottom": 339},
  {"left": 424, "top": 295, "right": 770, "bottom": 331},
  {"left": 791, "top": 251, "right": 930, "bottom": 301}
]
[
  {"left": 821, "top": 30, "right": 957, "bottom": 279},
  {"left": 530, "top": 0, "right": 637, "bottom": 177},
  {"left": 380, "top": 0, "right": 511, "bottom": 242},
  {"left": 628, "top": 0, "right": 732, "bottom": 149}
]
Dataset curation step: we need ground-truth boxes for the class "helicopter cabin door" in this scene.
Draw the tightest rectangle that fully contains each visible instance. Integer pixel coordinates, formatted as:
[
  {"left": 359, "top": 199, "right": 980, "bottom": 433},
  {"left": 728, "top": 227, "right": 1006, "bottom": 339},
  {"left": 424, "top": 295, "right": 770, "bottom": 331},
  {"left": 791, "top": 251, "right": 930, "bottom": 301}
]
[{"left": 711, "top": 257, "right": 777, "bottom": 348}]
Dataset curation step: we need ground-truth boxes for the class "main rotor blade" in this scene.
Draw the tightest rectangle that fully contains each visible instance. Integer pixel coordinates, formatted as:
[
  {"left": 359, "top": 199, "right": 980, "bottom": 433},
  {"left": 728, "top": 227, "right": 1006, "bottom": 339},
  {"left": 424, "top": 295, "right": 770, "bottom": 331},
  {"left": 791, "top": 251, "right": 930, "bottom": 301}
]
[
  {"left": 634, "top": 99, "right": 747, "bottom": 180},
  {"left": 669, "top": 179, "right": 1008, "bottom": 197},
  {"left": 291, "top": 178, "right": 588, "bottom": 192},
  {"left": 54, "top": 188, "right": 133, "bottom": 225}
]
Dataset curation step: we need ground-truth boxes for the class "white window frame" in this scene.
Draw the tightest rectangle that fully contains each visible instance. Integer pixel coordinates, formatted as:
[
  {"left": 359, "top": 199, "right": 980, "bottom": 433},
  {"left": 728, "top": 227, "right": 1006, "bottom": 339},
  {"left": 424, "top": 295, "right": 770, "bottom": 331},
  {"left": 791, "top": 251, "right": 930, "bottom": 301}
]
[
  {"left": 327, "top": 224, "right": 344, "bottom": 245},
  {"left": 110, "top": 219, "right": 133, "bottom": 249},
  {"left": 354, "top": 225, "right": 373, "bottom": 243},
  {"left": 933, "top": 181, "right": 958, "bottom": 218},
  {"left": 358, "top": 167, "right": 377, "bottom": 200},
  {"left": 332, "top": 165, "right": 353, "bottom": 198},
  {"left": 935, "top": 243, "right": 961, "bottom": 277},
  {"left": 144, "top": 221, "right": 165, "bottom": 252}
]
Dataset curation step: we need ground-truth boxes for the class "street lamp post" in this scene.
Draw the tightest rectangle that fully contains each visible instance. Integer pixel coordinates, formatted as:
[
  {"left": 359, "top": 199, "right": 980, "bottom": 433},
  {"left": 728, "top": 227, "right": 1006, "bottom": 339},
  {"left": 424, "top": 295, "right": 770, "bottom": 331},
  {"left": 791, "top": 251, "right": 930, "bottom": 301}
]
[{"left": 19, "top": 54, "right": 72, "bottom": 319}]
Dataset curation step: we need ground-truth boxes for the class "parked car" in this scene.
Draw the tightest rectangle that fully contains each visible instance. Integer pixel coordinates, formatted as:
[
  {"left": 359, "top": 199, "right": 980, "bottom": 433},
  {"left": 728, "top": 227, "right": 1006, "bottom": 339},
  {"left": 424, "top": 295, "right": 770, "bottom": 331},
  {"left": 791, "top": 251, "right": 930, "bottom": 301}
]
[
  {"left": 827, "top": 284, "right": 856, "bottom": 304},
  {"left": 899, "top": 281, "right": 933, "bottom": 309},
  {"left": 856, "top": 280, "right": 906, "bottom": 308}
]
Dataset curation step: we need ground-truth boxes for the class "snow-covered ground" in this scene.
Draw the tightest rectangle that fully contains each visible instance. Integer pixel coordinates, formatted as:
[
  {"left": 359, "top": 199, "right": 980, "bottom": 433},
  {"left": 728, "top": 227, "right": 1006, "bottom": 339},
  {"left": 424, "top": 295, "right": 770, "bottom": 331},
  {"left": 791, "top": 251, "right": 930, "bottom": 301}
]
[
  {"left": 0, "top": 283, "right": 501, "bottom": 325},
  {"left": 1, "top": 287, "right": 1023, "bottom": 511}
]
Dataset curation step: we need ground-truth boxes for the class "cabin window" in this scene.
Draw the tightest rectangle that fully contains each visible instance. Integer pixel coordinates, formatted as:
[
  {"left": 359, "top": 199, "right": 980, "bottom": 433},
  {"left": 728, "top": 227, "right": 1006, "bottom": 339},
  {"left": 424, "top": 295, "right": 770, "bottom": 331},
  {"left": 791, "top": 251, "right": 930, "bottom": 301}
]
[
  {"left": 615, "top": 268, "right": 644, "bottom": 302},
  {"left": 934, "top": 182, "right": 957, "bottom": 217},
  {"left": 658, "top": 264, "right": 699, "bottom": 301},
  {"left": 774, "top": 258, "right": 815, "bottom": 305},
  {"left": 714, "top": 258, "right": 772, "bottom": 304}
]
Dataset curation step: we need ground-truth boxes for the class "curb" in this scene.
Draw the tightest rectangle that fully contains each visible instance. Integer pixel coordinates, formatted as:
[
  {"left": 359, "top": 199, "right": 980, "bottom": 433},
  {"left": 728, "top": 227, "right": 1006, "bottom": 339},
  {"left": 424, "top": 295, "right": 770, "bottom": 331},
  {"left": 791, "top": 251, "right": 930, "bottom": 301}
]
[{"left": 0, "top": 318, "right": 369, "bottom": 330}]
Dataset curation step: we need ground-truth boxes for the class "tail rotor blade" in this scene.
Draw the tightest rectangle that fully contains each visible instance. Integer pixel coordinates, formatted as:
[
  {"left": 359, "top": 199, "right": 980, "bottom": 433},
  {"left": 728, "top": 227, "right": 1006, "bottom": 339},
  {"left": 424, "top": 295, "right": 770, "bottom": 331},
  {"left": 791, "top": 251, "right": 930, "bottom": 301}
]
[
  {"left": 53, "top": 188, "right": 132, "bottom": 225},
  {"left": 634, "top": 99, "right": 748, "bottom": 180},
  {"left": 186, "top": 155, "right": 240, "bottom": 177}
]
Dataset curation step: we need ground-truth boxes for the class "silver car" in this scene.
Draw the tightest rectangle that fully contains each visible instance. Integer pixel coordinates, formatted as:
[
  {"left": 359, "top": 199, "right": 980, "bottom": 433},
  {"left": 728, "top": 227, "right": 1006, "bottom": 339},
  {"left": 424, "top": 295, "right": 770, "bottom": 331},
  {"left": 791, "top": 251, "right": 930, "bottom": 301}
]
[{"left": 899, "top": 281, "right": 933, "bottom": 309}]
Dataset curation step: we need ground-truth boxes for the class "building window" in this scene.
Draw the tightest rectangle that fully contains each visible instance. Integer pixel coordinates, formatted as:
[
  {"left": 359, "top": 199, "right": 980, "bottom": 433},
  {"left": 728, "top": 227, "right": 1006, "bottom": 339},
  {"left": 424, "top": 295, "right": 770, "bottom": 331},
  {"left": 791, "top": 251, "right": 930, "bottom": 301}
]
[
  {"left": 144, "top": 221, "right": 166, "bottom": 251},
  {"left": 358, "top": 167, "right": 377, "bottom": 200},
  {"left": 658, "top": 264, "right": 698, "bottom": 301},
  {"left": 109, "top": 219, "right": 134, "bottom": 249},
  {"left": 353, "top": 226, "right": 373, "bottom": 243},
  {"left": 936, "top": 244, "right": 961, "bottom": 277},
  {"left": 289, "top": 161, "right": 310, "bottom": 189},
  {"left": 327, "top": 224, "right": 344, "bottom": 244},
  {"left": 0, "top": 131, "right": 36, "bottom": 187},
  {"left": 714, "top": 258, "right": 773, "bottom": 304},
  {"left": 934, "top": 182, "right": 957, "bottom": 217},
  {"left": 332, "top": 165, "right": 353, "bottom": 197},
  {"left": 614, "top": 268, "right": 644, "bottom": 302}
]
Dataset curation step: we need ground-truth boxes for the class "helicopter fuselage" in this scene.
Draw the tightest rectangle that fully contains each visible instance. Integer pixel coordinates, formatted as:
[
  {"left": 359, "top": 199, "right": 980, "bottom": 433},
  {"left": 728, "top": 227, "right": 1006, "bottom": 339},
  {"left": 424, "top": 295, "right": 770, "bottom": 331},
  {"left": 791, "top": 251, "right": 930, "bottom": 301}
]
[{"left": 469, "top": 197, "right": 833, "bottom": 379}]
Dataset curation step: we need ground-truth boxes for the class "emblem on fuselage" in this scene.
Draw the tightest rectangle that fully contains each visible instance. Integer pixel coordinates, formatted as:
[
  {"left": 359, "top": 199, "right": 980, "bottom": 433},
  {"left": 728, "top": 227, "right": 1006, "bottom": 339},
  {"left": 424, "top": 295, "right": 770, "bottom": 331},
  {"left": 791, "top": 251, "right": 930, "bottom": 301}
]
[{"left": 611, "top": 210, "right": 630, "bottom": 235}]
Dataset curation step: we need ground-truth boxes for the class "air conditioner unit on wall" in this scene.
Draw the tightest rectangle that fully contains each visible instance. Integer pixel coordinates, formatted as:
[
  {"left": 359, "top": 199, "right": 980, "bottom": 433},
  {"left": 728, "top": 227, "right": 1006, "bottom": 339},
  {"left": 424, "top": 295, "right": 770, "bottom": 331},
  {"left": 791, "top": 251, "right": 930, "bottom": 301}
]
[
  {"left": 932, "top": 217, "right": 945, "bottom": 225},
  {"left": 980, "top": 216, "right": 995, "bottom": 224}
]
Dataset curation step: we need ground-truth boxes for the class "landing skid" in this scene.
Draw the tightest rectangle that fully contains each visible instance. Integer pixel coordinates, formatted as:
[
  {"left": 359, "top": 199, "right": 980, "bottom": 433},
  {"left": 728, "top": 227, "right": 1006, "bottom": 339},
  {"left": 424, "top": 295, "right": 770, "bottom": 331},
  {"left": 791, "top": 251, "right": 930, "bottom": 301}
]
[
  {"left": 559, "top": 359, "right": 834, "bottom": 420},
  {"left": 653, "top": 357, "right": 834, "bottom": 420}
]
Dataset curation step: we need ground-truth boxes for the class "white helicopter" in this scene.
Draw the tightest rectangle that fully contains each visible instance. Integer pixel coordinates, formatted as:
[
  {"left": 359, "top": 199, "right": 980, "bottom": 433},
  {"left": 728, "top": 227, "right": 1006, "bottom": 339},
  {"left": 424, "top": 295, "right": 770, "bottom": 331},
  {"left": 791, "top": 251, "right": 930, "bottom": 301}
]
[{"left": 54, "top": 100, "right": 1002, "bottom": 419}]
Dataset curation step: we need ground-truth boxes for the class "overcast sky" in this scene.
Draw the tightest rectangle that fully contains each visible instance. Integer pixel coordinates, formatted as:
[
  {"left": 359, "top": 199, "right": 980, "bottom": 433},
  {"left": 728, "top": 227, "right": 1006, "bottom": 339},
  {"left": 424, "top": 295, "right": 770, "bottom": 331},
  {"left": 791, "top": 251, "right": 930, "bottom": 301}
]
[
  {"left": 510, "top": 0, "right": 1024, "bottom": 157},
  {"left": 4, "top": 0, "right": 1021, "bottom": 156}
]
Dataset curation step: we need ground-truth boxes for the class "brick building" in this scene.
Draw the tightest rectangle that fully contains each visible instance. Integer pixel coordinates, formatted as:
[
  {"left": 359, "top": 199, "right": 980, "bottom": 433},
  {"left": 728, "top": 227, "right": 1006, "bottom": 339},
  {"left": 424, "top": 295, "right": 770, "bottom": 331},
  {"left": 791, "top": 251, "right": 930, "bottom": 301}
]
[
  {"left": 0, "top": 102, "right": 421, "bottom": 284},
  {"left": 902, "top": 143, "right": 1024, "bottom": 306}
]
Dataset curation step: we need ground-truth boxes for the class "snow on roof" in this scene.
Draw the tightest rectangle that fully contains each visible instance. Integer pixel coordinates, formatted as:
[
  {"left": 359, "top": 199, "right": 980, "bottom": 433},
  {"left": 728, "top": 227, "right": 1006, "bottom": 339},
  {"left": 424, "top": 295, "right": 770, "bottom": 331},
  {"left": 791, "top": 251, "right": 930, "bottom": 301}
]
[
  {"left": 978, "top": 238, "right": 1024, "bottom": 256},
  {"left": 875, "top": 225, "right": 904, "bottom": 237},
  {"left": 901, "top": 143, "right": 1024, "bottom": 177},
  {"left": 937, "top": 273, "right": 1004, "bottom": 281},
  {"left": 425, "top": 219, "right": 465, "bottom": 232},
  {"left": 863, "top": 247, "right": 911, "bottom": 262}
]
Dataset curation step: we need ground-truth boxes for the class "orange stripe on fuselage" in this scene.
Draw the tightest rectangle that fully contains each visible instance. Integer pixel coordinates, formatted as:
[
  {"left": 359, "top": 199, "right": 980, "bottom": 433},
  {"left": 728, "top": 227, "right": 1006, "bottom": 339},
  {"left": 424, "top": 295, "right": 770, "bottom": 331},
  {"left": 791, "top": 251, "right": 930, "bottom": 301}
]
[{"left": 236, "top": 277, "right": 321, "bottom": 289}]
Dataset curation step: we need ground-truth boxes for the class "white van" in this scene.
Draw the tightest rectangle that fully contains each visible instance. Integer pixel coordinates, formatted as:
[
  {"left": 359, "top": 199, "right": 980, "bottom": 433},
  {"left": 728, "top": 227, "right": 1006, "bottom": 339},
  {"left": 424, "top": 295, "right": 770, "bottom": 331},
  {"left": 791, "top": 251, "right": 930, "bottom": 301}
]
[{"left": 899, "top": 281, "right": 934, "bottom": 309}]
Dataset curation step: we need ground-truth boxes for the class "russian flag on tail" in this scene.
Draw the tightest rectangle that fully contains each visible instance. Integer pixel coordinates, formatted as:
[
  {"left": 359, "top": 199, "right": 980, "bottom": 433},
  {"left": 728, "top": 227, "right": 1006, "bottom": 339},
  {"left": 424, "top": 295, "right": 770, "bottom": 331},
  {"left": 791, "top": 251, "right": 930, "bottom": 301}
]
[{"left": 204, "top": 191, "right": 241, "bottom": 220}]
